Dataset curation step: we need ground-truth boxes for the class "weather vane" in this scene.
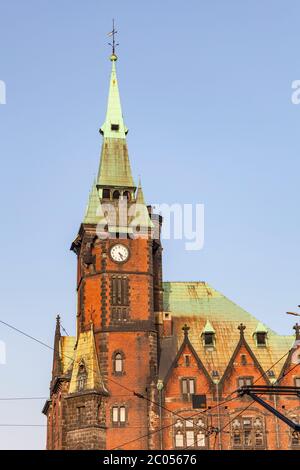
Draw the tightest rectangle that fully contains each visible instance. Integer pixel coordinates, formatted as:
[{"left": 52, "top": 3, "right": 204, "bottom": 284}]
[{"left": 107, "top": 19, "right": 119, "bottom": 57}]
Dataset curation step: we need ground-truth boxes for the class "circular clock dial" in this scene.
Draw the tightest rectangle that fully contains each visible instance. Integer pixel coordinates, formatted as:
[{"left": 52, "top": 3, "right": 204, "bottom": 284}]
[{"left": 110, "top": 244, "right": 129, "bottom": 263}]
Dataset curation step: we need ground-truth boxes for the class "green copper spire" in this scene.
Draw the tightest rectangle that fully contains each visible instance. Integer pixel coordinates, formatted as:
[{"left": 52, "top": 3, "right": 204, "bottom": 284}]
[
  {"left": 97, "top": 54, "right": 135, "bottom": 191},
  {"left": 99, "top": 56, "right": 128, "bottom": 139},
  {"left": 84, "top": 179, "right": 105, "bottom": 224},
  {"left": 132, "top": 178, "right": 153, "bottom": 229},
  {"left": 136, "top": 177, "right": 146, "bottom": 205}
]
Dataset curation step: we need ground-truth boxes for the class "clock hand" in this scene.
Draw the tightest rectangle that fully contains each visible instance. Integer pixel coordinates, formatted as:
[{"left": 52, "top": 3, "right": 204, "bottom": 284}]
[{"left": 118, "top": 252, "right": 124, "bottom": 260}]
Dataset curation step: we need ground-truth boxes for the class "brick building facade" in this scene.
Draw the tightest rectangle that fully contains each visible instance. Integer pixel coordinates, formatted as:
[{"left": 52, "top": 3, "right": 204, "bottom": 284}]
[{"left": 43, "top": 51, "right": 300, "bottom": 450}]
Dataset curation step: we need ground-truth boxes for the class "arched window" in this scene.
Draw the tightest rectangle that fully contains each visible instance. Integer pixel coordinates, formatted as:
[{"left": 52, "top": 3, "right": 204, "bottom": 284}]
[
  {"left": 112, "top": 405, "right": 126, "bottom": 426},
  {"left": 111, "top": 276, "right": 129, "bottom": 323},
  {"left": 113, "top": 190, "right": 120, "bottom": 200},
  {"left": 111, "top": 276, "right": 129, "bottom": 306},
  {"left": 231, "top": 416, "right": 265, "bottom": 449},
  {"left": 174, "top": 417, "right": 207, "bottom": 449},
  {"left": 123, "top": 191, "right": 131, "bottom": 201},
  {"left": 77, "top": 361, "right": 87, "bottom": 391},
  {"left": 113, "top": 351, "right": 125, "bottom": 375},
  {"left": 115, "top": 353, "right": 123, "bottom": 373}
]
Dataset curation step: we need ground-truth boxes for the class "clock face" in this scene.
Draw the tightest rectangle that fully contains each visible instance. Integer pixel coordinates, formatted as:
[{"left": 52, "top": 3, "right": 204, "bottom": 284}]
[{"left": 110, "top": 244, "right": 129, "bottom": 263}]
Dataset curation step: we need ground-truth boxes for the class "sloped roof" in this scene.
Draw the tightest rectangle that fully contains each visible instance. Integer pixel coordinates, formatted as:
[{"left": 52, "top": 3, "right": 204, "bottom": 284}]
[
  {"left": 69, "top": 329, "right": 106, "bottom": 393},
  {"left": 60, "top": 336, "right": 76, "bottom": 374},
  {"left": 162, "top": 281, "right": 294, "bottom": 378},
  {"left": 97, "top": 138, "right": 135, "bottom": 189},
  {"left": 84, "top": 180, "right": 104, "bottom": 224}
]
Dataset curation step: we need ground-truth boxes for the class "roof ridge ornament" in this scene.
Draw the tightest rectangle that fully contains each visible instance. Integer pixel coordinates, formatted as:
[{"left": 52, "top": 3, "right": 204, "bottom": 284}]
[
  {"left": 182, "top": 324, "right": 190, "bottom": 337},
  {"left": 293, "top": 323, "right": 300, "bottom": 340},
  {"left": 238, "top": 323, "right": 246, "bottom": 337}
]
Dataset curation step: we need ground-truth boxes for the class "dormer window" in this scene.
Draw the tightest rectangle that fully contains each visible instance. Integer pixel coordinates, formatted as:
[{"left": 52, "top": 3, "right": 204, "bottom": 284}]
[
  {"left": 111, "top": 124, "right": 119, "bottom": 131},
  {"left": 201, "top": 320, "right": 216, "bottom": 348},
  {"left": 256, "top": 332, "right": 267, "bottom": 346},
  {"left": 204, "top": 332, "right": 214, "bottom": 346},
  {"left": 253, "top": 323, "right": 268, "bottom": 347}
]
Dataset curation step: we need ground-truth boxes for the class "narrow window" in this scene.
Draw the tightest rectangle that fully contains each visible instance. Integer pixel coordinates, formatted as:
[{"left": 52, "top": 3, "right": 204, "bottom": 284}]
[
  {"left": 291, "top": 419, "right": 300, "bottom": 447},
  {"left": 112, "top": 406, "right": 126, "bottom": 426},
  {"left": 102, "top": 188, "right": 111, "bottom": 199},
  {"left": 113, "top": 190, "right": 120, "bottom": 200},
  {"left": 77, "top": 362, "right": 87, "bottom": 391},
  {"left": 111, "top": 277, "right": 129, "bottom": 307},
  {"left": 111, "top": 124, "right": 119, "bottom": 131},
  {"left": 77, "top": 375, "right": 86, "bottom": 391},
  {"left": 233, "top": 430, "right": 241, "bottom": 446},
  {"left": 291, "top": 431, "right": 300, "bottom": 447},
  {"left": 186, "top": 430, "right": 194, "bottom": 448},
  {"left": 189, "top": 379, "right": 195, "bottom": 394},
  {"left": 243, "top": 419, "right": 252, "bottom": 447},
  {"left": 119, "top": 406, "right": 126, "bottom": 423},
  {"left": 112, "top": 406, "right": 119, "bottom": 423},
  {"left": 197, "top": 431, "right": 206, "bottom": 447},
  {"left": 182, "top": 379, "right": 187, "bottom": 395},
  {"left": 123, "top": 191, "right": 131, "bottom": 201},
  {"left": 175, "top": 432, "right": 184, "bottom": 448},
  {"left": 184, "top": 355, "right": 190, "bottom": 367},
  {"left": 114, "top": 352, "right": 123, "bottom": 374},
  {"left": 241, "top": 354, "right": 247, "bottom": 365},
  {"left": 77, "top": 406, "right": 86, "bottom": 425},
  {"left": 181, "top": 378, "right": 195, "bottom": 400}
]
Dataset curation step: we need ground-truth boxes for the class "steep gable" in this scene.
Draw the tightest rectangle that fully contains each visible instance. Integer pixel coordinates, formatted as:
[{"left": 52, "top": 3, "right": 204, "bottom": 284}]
[{"left": 163, "top": 282, "right": 294, "bottom": 379}]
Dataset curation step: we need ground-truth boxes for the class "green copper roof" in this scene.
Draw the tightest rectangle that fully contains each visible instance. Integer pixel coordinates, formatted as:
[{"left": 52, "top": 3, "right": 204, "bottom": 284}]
[
  {"left": 84, "top": 180, "right": 105, "bottom": 224},
  {"left": 97, "top": 138, "right": 135, "bottom": 188},
  {"left": 201, "top": 319, "right": 216, "bottom": 334},
  {"left": 132, "top": 180, "right": 153, "bottom": 229},
  {"left": 97, "top": 57, "right": 135, "bottom": 189},
  {"left": 136, "top": 178, "right": 146, "bottom": 205},
  {"left": 254, "top": 321, "right": 268, "bottom": 334},
  {"left": 100, "top": 58, "right": 128, "bottom": 139},
  {"left": 162, "top": 281, "right": 294, "bottom": 378}
]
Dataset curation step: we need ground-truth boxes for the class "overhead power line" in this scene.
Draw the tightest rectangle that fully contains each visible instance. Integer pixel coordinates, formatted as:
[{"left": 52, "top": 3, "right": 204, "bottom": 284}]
[{"left": 0, "top": 317, "right": 297, "bottom": 449}]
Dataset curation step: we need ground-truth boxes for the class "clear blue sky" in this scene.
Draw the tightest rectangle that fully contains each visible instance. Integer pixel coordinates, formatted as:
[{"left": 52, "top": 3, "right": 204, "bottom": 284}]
[{"left": 0, "top": 0, "right": 299, "bottom": 449}]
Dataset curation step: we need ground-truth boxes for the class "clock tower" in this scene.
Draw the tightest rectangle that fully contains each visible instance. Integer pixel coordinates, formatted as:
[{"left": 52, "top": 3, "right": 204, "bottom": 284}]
[{"left": 66, "top": 50, "right": 164, "bottom": 450}]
